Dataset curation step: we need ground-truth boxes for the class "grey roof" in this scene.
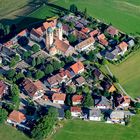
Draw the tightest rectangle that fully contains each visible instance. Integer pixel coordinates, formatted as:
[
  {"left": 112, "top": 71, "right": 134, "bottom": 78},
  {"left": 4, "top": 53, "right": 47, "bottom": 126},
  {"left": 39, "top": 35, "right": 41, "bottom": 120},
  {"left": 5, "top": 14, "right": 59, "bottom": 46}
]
[
  {"left": 94, "top": 96, "right": 111, "bottom": 107},
  {"left": 89, "top": 108, "right": 101, "bottom": 117},
  {"left": 56, "top": 22, "right": 62, "bottom": 28},
  {"left": 47, "top": 27, "right": 53, "bottom": 33},
  {"left": 111, "top": 47, "right": 120, "bottom": 56},
  {"left": 105, "top": 51, "right": 116, "bottom": 60},
  {"left": 110, "top": 111, "right": 124, "bottom": 119}
]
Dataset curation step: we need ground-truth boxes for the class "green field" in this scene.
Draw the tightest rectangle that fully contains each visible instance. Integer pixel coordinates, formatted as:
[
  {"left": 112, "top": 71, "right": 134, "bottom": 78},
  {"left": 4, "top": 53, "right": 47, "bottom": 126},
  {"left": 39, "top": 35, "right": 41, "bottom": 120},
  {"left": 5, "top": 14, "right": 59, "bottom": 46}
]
[
  {"left": 0, "top": 124, "right": 29, "bottom": 140},
  {"left": 108, "top": 49, "right": 140, "bottom": 98},
  {"left": 51, "top": 115, "right": 140, "bottom": 140}
]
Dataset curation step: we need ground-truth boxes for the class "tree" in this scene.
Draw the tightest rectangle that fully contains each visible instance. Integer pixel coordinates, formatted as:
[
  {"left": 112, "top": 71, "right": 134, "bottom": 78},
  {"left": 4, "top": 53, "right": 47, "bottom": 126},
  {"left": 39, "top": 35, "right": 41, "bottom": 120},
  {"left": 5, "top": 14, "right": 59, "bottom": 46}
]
[
  {"left": 36, "top": 57, "right": 41, "bottom": 65},
  {"left": 87, "top": 50, "right": 95, "bottom": 61},
  {"left": 112, "top": 75, "right": 119, "bottom": 83},
  {"left": 65, "top": 110, "right": 72, "bottom": 119},
  {"left": 6, "top": 69, "right": 16, "bottom": 80},
  {"left": 10, "top": 84, "right": 20, "bottom": 109},
  {"left": 9, "top": 58, "right": 16, "bottom": 68},
  {"left": 52, "top": 60, "right": 61, "bottom": 71},
  {"left": 15, "top": 72, "right": 25, "bottom": 83},
  {"left": 0, "top": 108, "right": 8, "bottom": 123},
  {"left": 83, "top": 94, "right": 93, "bottom": 108},
  {"left": 83, "top": 8, "right": 88, "bottom": 19},
  {"left": 23, "top": 51, "right": 31, "bottom": 60},
  {"left": 32, "top": 58, "right": 36, "bottom": 67},
  {"left": 34, "top": 70, "right": 45, "bottom": 79},
  {"left": 31, "top": 44, "right": 40, "bottom": 53},
  {"left": 83, "top": 85, "right": 90, "bottom": 94},
  {"left": 66, "top": 86, "right": 75, "bottom": 94},
  {"left": 70, "top": 4, "right": 78, "bottom": 14},
  {"left": 45, "top": 64, "right": 54, "bottom": 75},
  {"left": 31, "top": 107, "right": 58, "bottom": 140},
  {"left": 68, "top": 34, "right": 77, "bottom": 44}
]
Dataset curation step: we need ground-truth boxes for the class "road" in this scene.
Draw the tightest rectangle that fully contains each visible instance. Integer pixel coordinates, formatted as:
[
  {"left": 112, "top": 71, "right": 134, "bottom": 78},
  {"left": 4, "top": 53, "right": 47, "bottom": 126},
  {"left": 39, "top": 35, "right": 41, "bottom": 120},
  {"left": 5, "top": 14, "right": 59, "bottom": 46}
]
[{"left": 105, "top": 65, "right": 137, "bottom": 102}]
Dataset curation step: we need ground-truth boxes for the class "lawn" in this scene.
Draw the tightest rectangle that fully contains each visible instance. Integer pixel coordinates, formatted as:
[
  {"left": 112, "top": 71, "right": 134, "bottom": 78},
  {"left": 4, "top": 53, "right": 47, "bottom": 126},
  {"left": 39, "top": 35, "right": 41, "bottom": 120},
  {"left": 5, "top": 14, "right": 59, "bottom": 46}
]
[
  {"left": 51, "top": 115, "right": 140, "bottom": 140},
  {"left": 0, "top": 124, "right": 30, "bottom": 140},
  {"left": 108, "top": 49, "right": 140, "bottom": 98},
  {"left": 54, "top": 0, "right": 140, "bottom": 34}
]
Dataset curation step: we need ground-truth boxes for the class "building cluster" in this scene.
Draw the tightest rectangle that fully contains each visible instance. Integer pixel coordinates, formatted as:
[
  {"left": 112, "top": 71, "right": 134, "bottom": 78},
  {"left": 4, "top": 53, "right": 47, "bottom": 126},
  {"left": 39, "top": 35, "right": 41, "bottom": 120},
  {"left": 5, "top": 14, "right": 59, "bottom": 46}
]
[{"left": 0, "top": 13, "right": 136, "bottom": 133}]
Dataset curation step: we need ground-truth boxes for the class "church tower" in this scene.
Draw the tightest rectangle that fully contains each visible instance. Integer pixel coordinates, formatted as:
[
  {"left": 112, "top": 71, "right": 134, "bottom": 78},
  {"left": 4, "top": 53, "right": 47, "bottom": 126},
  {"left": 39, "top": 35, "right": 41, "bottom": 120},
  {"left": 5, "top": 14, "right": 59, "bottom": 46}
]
[
  {"left": 46, "top": 27, "right": 53, "bottom": 49},
  {"left": 56, "top": 22, "right": 62, "bottom": 40}
]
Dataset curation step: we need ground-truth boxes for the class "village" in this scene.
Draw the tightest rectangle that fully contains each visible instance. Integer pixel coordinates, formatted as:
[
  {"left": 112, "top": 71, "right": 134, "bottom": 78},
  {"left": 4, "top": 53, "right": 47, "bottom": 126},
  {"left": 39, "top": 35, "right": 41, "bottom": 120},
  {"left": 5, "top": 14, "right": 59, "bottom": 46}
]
[{"left": 0, "top": 10, "right": 137, "bottom": 137}]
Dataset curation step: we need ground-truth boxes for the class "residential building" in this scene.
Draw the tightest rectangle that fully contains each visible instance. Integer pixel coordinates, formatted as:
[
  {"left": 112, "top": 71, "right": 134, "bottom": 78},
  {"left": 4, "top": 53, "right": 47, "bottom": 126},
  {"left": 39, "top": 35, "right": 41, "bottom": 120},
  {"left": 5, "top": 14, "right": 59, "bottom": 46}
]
[
  {"left": 75, "top": 37, "right": 95, "bottom": 52},
  {"left": 117, "top": 41, "right": 128, "bottom": 55},
  {"left": 71, "top": 106, "right": 82, "bottom": 117},
  {"left": 106, "top": 26, "right": 118, "bottom": 36},
  {"left": 75, "top": 76, "right": 86, "bottom": 86},
  {"left": 7, "top": 110, "right": 30, "bottom": 130},
  {"left": 93, "top": 69, "right": 104, "bottom": 80},
  {"left": 107, "top": 110, "right": 125, "bottom": 124},
  {"left": 94, "top": 95, "right": 112, "bottom": 109},
  {"left": 0, "top": 80, "right": 7, "bottom": 99},
  {"left": 22, "top": 79, "right": 45, "bottom": 100},
  {"left": 70, "top": 61, "right": 84, "bottom": 75},
  {"left": 52, "top": 93, "right": 66, "bottom": 104},
  {"left": 89, "top": 108, "right": 102, "bottom": 121},
  {"left": 72, "top": 95, "right": 83, "bottom": 105}
]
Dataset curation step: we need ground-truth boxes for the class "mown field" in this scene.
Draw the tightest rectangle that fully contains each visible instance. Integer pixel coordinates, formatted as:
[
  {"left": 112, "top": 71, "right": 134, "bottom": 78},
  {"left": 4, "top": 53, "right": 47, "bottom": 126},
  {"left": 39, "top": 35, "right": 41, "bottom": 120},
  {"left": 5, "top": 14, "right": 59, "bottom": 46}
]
[
  {"left": 0, "top": 124, "right": 29, "bottom": 140},
  {"left": 51, "top": 115, "right": 140, "bottom": 140},
  {"left": 108, "top": 49, "right": 140, "bottom": 98}
]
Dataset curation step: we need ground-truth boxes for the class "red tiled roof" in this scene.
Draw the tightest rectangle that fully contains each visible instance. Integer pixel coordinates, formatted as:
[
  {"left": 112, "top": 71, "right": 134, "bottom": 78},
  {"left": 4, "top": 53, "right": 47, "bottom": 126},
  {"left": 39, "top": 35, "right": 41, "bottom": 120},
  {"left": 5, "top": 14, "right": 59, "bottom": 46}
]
[
  {"left": 98, "top": 34, "right": 106, "bottom": 40},
  {"left": 72, "top": 95, "right": 83, "bottom": 102},
  {"left": 17, "top": 29, "right": 28, "bottom": 37},
  {"left": 75, "top": 76, "right": 85, "bottom": 85},
  {"left": 106, "top": 26, "right": 118, "bottom": 36},
  {"left": 3, "top": 41, "right": 13, "bottom": 47},
  {"left": 76, "top": 37, "right": 95, "bottom": 50},
  {"left": 118, "top": 42, "right": 128, "bottom": 51},
  {"left": 30, "top": 28, "right": 42, "bottom": 38},
  {"left": 81, "top": 27, "right": 90, "bottom": 34},
  {"left": 52, "top": 93, "right": 66, "bottom": 101},
  {"left": 89, "top": 29, "right": 99, "bottom": 37},
  {"left": 71, "top": 106, "right": 81, "bottom": 112},
  {"left": 123, "top": 96, "right": 131, "bottom": 104},
  {"left": 70, "top": 61, "right": 84, "bottom": 75},
  {"left": 22, "top": 79, "right": 44, "bottom": 97},
  {"left": 8, "top": 110, "right": 26, "bottom": 123},
  {"left": 99, "top": 39, "right": 108, "bottom": 46}
]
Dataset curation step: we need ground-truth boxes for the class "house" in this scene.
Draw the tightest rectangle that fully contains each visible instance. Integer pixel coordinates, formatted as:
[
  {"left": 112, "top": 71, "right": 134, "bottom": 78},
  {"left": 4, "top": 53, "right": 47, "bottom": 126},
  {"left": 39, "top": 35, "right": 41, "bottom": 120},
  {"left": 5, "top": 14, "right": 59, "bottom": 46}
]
[
  {"left": 101, "top": 81, "right": 116, "bottom": 93},
  {"left": 117, "top": 41, "right": 128, "bottom": 55},
  {"left": 75, "top": 76, "right": 86, "bottom": 86},
  {"left": 70, "top": 61, "right": 84, "bottom": 75},
  {"left": 94, "top": 95, "right": 112, "bottom": 109},
  {"left": 45, "top": 74, "right": 63, "bottom": 88},
  {"left": 127, "top": 39, "right": 135, "bottom": 47},
  {"left": 71, "top": 106, "right": 82, "bottom": 117},
  {"left": 105, "top": 51, "right": 117, "bottom": 61},
  {"left": 0, "top": 80, "right": 7, "bottom": 99},
  {"left": 89, "top": 108, "right": 102, "bottom": 121},
  {"left": 30, "top": 28, "right": 43, "bottom": 42},
  {"left": 89, "top": 29, "right": 100, "bottom": 37},
  {"left": 81, "top": 27, "right": 90, "bottom": 34},
  {"left": 93, "top": 69, "right": 104, "bottom": 80},
  {"left": 75, "top": 37, "right": 95, "bottom": 52},
  {"left": 17, "top": 29, "right": 28, "bottom": 38},
  {"left": 52, "top": 93, "right": 66, "bottom": 104},
  {"left": 7, "top": 110, "right": 30, "bottom": 130},
  {"left": 22, "top": 79, "right": 45, "bottom": 100},
  {"left": 106, "top": 26, "right": 118, "bottom": 36},
  {"left": 72, "top": 95, "right": 83, "bottom": 105},
  {"left": 114, "top": 94, "right": 131, "bottom": 108},
  {"left": 107, "top": 110, "right": 125, "bottom": 124},
  {"left": 97, "top": 34, "right": 108, "bottom": 46}
]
